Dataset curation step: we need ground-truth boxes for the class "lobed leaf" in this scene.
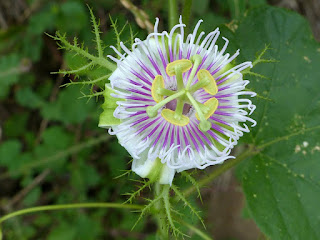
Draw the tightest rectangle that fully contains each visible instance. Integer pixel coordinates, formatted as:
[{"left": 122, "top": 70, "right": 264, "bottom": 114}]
[{"left": 232, "top": 6, "right": 320, "bottom": 240}]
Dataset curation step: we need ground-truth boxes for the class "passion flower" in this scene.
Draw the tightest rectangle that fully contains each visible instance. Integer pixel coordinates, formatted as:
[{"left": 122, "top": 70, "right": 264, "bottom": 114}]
[{"left": 99, "top": 17, "right": 256, "bottom": 185}]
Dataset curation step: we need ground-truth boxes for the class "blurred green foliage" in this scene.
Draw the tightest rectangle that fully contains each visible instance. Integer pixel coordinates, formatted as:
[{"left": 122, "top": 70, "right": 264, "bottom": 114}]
[{"left": 2, "top": 0, "right": 301, "bottom": 239}]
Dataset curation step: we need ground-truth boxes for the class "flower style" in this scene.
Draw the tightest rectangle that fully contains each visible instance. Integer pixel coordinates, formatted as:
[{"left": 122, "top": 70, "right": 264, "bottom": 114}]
[{"left": 99, "top": 17, "right": 256, "bottom": 185}]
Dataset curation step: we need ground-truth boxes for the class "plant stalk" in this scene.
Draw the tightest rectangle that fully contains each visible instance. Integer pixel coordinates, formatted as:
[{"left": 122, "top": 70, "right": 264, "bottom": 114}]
[
  {"left": 168, "top": 0, "right": 178, "bottom": 29},
  {"left": 0, "top": 202, "right": 143, "bottom": 224},
  {"left": 154, "top": 183, "right": 169, "bottom": 240}
]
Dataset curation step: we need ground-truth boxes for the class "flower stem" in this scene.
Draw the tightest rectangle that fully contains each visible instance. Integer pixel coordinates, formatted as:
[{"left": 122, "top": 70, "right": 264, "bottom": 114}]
[
  {"left": 168, "top": 0, "right": 178, "bottom": 29},
  {"left": 0, "top": 203, "right": 143, "bottom": 224},
  {"left": 154, "top": 183, "right": 169, "bottom": 239}
]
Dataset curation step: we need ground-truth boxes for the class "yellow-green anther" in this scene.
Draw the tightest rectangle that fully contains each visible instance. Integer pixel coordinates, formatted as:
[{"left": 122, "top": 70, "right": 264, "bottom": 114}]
[
  {"left": 151, "top": 75, "right": 165, "bottom": 103},
  {"left": 195, "top": 97, "right": 219, "bottom": 120},
  {"left": 166, "top": 59, "right": 192, "bottom": 76},
  {"left": 186, "top": 91, "right": 211, "bottom": 132},
  {"left": 161, "top": 109, "right": 190, "bottom": 126},
  {"left": 147, "top": 90, "right": 186, "bottom": 118},
  {"left": 197, "top": 69, "right": 218, "bottom": 95},
  {"left": 186, "top": 54, "right": 202, "bottom": 89}
]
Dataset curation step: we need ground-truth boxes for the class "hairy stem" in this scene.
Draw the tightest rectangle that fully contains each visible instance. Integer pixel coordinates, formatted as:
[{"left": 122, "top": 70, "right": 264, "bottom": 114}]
[
  {"left": 0, "top": 203, "right": 143, "bottom": 224},
  {"left": 180, "top": 220, "right": 213, "bottom": 240},
  {"left": 154, "top": 183, "right": 169, "bottom": 239}
]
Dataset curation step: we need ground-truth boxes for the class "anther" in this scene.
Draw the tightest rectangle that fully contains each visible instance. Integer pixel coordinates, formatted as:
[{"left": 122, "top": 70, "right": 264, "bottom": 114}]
[
  {"left": 197, "top": 69, "right": 218, "bottom": 95},
  {"left": 151, "top": 75, "right": 165, "bottom": 103},
  {"left": 166, "top": 59, "right": 192, "bottom": 76},
  {"left": 195, "top": 98, "right": 219, "bottom": 120},
  {"left": 161, "top": 109, "right": 190, "bottom": 126}
]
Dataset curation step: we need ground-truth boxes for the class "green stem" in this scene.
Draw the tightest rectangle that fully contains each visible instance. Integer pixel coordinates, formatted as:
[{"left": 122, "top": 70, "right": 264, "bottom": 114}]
[
  {"left": 52, "top": 62, "right": 94, "bottom": 75},
  {"left": 186, "top": 55, "right": 202, "bottom": 89},
  {"left": 56, "top": 32, "right": 116, "bottom": 71},
  {"left": 154, "top": 183, "right": 168, "bottom": 240},
  {"left": 186, "top": 92, "right": 205, "bottom": 122},
  {"left": 180, "top": 220, "right": 213, "bottom": 240},
  {"left": 159, "top": 88, "right": 176, "bottom": 96},
  {"left": 88, "top": 7, "right": 103, "bottom": 58},
  {"left": 168, "top": 0, "right": 178, "bottom": 29},
  {"left": 162, "top": 185, "right": 174, "bottom": 236},
  {"left": 182, "top": 0, "right": 193, "bottom": 27},
  {"left": 174, "top": 99, "right": 184, "bottom": 118},
  {"left": 175, "top": 65, "right": 184, "bottom": 90},
  {"left": 189, "top": 79, "right": 209, "bottom": 93},
  {"left": 180, "top": 146, "right": 257, "bottom": 198},
  {"left": 0, "top": 203, "right": 143, "bottom": 224}
]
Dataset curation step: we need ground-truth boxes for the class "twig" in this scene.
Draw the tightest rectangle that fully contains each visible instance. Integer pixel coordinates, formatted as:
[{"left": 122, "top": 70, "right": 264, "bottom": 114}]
[
  {"left": 119, "top": 0, "right": 154, "bottom": 33},
  {"left": 9, "top": 169, "right": 51, "bottom": 207}
]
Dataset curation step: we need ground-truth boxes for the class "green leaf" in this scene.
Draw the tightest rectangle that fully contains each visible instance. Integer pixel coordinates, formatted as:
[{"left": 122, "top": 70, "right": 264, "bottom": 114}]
[
  {"left": 234, "top": 6, "right": 320, "bottom": 240},
  {"left": 47, "top": 222, "right": 77, "bottom": 240},
  {"left": 192, "top": 0, "right": 209, "bottom": 15},
  {"left": 0, "top": 54, "right": 22, "bottom": 99},
  {"left": 22, "top": 187, "right": 41, "bottom": 206},
  {"left": 15, "top": 86, "right": 45, "bottom": 109},
  {"left": 33, "top": 126, "right": 73, "bottom": 170},
  {"left": 56, "top": 1, "right": 88, "bottom": 33},
  {"left": 41, "top": 85, "right": 95, "bottom": 124},
  {"left": 227, "top": 0, "right": 246, "bottom": 19},
  {"left": 27, "top": 3, "right": 57, "bottom": 34},
  {"left": 0, "top": 140, "right": 21, "bottom": 166},
  {"left": 3, "top": 113, "right": 29, "bottom": 138}
]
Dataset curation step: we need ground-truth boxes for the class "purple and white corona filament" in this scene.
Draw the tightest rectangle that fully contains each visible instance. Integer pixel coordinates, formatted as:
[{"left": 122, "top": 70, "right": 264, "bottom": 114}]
[{"left": 99, "top": 17, "right": 256, "bottom": 185}]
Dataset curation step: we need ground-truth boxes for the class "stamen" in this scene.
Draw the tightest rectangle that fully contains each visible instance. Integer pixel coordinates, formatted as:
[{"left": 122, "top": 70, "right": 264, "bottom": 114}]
[
  {"left": 197, "top": 69, "right": 218, "bottom": 95},
  {"left": 186, "top": 91, "right": 211, "bottom": 132},
  {"left": 161, "top": 109, "right": 190, "bottom": 126},
  {"left": 186, "top": 54, "right": 202, "bottom": 89},
  {"left": 151, "top": 75, "right": 165, "bottom": 102},
  {"left": 147, "top": 90, "right": 185, "bottom": 118},
  {"left": 195, "top": 97, "right": 219, "bottom": 120},
  {"left": 166, "top": 59, "right": 192, "bottom": 76}
]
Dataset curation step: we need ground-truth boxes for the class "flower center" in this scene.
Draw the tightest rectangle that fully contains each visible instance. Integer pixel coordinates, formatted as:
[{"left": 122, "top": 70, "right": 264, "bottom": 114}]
[
  {"left": 146, "top": 55, "right": 219, "bottom": 132},
  {"left": 164, "top": 99, "right": 193, "bottom": 115}
]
